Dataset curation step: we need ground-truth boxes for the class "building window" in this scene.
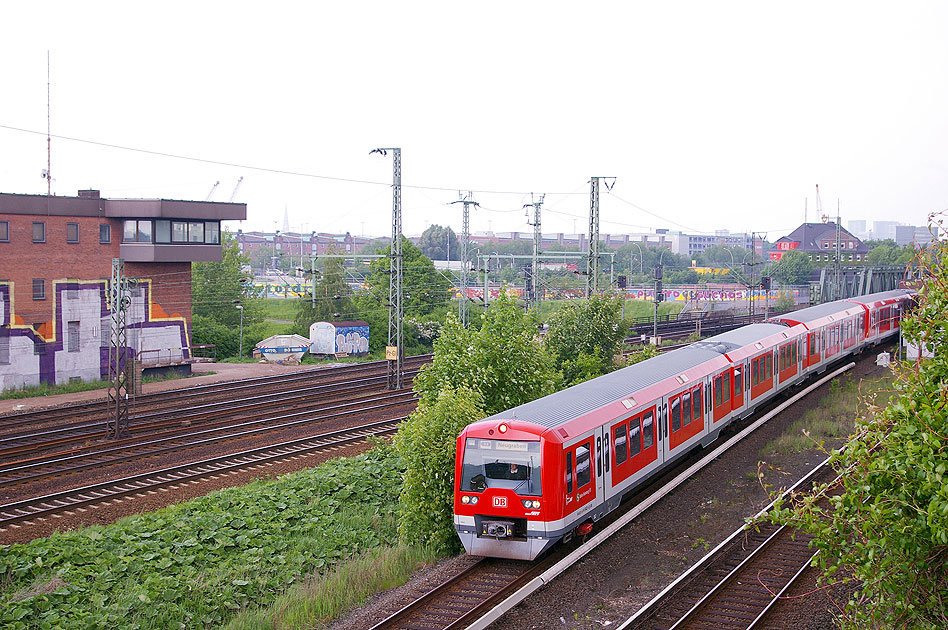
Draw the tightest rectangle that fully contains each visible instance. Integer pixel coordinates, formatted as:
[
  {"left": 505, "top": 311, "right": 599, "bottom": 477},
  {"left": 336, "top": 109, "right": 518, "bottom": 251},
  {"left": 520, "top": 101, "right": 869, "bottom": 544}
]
[
  {"left": 188, "top": 221, "right": 205, "bottom": 243},
  {"left": 0, "top": 333, "right": 9, "bottom": 364},
  {"left": 0, "top": 221, "right": 8, "bottom": 242},
  {"left": 123, "top": 220, "right": 153, "bottom": 243},
  {"left": 204, "top": 221, "right": 220, "bottom": 244},
  {"left": 66, "top": 222, "right": 79, "bottom": 243},
  {"left": 32, "top": 279, "right": 45, "bottom": 300},
  {"left": 32, "top": 222, "right": 46, "bottom": 243},
  {"left": 68, "top": 321, "right": 80, "bottom": 352},
  {"left": 100, "top": 223, "right": 111, "bottom": 244},
  {"left": 172, "top": 221, "right": 188, "bottom": 243},
  {"left": 155, "top": 220, "right": 171, "bottom": 243}
]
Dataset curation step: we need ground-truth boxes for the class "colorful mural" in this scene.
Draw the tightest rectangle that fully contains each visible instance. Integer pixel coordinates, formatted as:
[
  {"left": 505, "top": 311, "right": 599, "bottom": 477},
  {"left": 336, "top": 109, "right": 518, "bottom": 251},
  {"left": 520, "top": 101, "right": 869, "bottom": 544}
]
[{"left": 0, "top": 280, "right": 191, "bottom": 391}]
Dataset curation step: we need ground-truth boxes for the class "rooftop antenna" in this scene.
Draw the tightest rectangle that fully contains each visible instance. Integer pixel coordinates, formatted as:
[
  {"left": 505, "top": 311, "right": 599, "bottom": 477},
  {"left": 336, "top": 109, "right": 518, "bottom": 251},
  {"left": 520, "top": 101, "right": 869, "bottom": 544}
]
[
  {"left": 804, "top": 198, "right": 808, "bottom": 224},
  {"left": 43, "top": 51, "right": 52, "bottom": 212}
]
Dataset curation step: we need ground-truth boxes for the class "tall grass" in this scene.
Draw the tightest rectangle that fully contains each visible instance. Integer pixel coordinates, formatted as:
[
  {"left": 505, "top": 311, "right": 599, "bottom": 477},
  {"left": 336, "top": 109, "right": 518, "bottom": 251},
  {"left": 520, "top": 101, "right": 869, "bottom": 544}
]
[{"left": 223, "top": 545, "right": 439, "bottom": 630}]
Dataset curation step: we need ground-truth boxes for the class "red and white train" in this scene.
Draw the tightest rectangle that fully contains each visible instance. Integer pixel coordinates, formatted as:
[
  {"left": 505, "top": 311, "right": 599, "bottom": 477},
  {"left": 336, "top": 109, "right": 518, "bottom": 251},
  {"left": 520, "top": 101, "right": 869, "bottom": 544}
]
[{"left": 453, "top": 289, "right": 914, "bottom": 560}]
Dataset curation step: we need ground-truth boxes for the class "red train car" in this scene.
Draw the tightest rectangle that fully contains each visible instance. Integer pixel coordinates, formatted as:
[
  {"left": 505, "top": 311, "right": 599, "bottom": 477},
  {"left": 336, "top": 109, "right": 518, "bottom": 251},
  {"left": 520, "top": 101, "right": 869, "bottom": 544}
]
[{"left": 453, "top": 290, "right": 914, "bottom": 560}]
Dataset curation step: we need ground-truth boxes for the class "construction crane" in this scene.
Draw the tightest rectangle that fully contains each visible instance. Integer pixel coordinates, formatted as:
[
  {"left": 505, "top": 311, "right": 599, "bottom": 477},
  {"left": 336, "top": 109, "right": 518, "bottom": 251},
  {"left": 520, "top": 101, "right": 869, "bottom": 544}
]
[
  {"left": 205, "top": 181, "right": 220, "bottom": 201},
  {"left": 229, "top": 176, "right": 244, "bottom": 202}
]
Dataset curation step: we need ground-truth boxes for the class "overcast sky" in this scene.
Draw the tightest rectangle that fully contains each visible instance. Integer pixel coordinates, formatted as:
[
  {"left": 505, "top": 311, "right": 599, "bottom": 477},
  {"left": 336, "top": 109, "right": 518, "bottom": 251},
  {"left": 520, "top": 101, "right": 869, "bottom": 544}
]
[{"left": 2, "top": 2, "right": 946, "bottom": 241}]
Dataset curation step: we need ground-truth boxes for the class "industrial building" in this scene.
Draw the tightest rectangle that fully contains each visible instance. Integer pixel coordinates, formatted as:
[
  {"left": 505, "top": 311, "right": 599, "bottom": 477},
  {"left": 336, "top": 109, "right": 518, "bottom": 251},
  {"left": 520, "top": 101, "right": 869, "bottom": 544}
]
[{"left": 0, "top": 189, "right": 245, "bottom": 391}]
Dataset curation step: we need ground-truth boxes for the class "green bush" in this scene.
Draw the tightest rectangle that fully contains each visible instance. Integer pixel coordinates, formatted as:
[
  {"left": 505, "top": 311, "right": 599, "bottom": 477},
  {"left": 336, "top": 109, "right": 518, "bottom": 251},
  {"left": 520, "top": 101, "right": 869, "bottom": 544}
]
[{"left": 394, "top": 387, "right": 486, "bottom": 554}]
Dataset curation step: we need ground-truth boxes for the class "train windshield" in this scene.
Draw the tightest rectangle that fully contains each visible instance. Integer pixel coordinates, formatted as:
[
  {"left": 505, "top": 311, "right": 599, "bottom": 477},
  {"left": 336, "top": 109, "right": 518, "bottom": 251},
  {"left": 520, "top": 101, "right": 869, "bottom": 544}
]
[{"left": 461, "top": 438, "right": 542, "bottom": 497}]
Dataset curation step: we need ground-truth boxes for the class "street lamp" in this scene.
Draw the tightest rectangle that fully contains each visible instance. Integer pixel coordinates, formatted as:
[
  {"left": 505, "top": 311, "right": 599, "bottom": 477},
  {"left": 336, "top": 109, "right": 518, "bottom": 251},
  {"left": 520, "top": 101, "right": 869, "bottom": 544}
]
[
  {"left": 631, "top": 241, "right": 643, "bottom": 275},
  {"left": 235, "top": 304, "right": 244, "bottom": 358}
]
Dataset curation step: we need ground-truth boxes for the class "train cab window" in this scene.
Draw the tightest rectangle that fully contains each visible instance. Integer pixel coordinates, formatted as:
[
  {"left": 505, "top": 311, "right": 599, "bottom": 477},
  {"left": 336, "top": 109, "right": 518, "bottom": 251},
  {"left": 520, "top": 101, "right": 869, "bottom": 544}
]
[
  {"left": 714, "top": 377, "right": 723, "bottom": 407},
  {"left": 671, "top": 397, "right": 681, "bottom": 432},
  {"left": 682, "top": 392, "right": 692, "bottom": 426},
  {"left": 566, "top": 452, "right": 573, "bottom": 493},
  {"left": 629, "top": 421, "right": 641, "bottom": 456},
  {"left": 460, "top": 438, "right": 542, "bottom": 496},
  {"left": 642, "top": 412, "right": 654, "bottom": 449},
  {"left": 733, "top": 368, "right": 742, "bottom": 397},
  {"left": 575, "top": 443, "right": 591, "bottom": 488},
  {"left": 693, "top": 385, "right": 703, "bottom": 420},
  {"left": 614, "top": 424, "right": 628, "bottom": 465}
]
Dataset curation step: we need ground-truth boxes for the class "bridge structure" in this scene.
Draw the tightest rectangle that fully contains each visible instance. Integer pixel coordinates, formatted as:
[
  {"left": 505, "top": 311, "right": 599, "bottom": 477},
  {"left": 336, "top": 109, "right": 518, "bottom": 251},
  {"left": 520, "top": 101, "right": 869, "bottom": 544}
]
[{"left": 811, "top": 265, "right": 919, "bottom": 303}]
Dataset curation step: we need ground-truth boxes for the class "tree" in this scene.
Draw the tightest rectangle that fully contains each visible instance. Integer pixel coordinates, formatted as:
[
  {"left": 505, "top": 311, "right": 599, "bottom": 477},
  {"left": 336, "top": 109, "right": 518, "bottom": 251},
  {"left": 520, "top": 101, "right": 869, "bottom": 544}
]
[
  {"left": 768, "top": 250, "right": 814, "bottom": 284},
  {"left": 292, "top": 251, "right": 353, "bottom": 336},
  {"left": 394, "top": 386, "right": 486, "bottom": 554},
  {"left": 760, "top": 220, "right": 948, "bottom": 629},
  {"left": 192, "top": 230, "right": 260, "bottom": 329},
  {"left": 418, "top": 225, "right": 459, "bottom": 261},
  {"left": 413, "top": 292, "right": 560, "bottom": 415},
  {"left": 543, "top": 296, "right": 625, "bottom": 386},
  {"left": 866, "top": 243, "right": 915, "bottom": 266},
  {"left": 366, "top": 236, "right": 452, "bottom": 318}
]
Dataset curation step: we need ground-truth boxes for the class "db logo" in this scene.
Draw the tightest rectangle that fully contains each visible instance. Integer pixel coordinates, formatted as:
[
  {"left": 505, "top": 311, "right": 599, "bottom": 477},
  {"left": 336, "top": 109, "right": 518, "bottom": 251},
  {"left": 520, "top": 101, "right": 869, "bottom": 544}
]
[{"left": 492, "top": 496, "right": 507, "bottom": 508}]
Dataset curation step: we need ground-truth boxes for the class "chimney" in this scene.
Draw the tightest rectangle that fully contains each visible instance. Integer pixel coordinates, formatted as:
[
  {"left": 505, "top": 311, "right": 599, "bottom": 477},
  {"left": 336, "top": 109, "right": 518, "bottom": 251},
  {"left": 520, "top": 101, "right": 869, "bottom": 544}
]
[{"left": 78, "top": 189, "right": 101, "bottom": 199}]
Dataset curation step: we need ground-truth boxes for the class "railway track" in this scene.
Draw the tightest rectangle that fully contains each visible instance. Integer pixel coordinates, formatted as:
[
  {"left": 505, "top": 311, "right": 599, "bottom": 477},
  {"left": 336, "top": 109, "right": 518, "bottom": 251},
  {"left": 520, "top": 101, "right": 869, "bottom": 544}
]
[
  {"left": 366, "top": 363, "right": 854, "bottom": 630},
  {"left": 0, "top": 418, "right": 404, "bottom": 531},
  {"left": 621, "top": 459, "right": 836, "bottom": 630},
  {"left": 0, "top": 354, "right": 431, "bottom": 436}
]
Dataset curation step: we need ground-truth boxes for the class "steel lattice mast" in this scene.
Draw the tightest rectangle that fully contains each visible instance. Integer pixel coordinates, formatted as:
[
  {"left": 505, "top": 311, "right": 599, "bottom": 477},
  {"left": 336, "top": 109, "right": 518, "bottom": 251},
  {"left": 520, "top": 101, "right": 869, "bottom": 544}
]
[
  {"left": 107, "top": 258, "right": 130, "bottom": 439},
  {"left": 524, "top": 194, "right": 544, "bottom": 310},
  {"left": 371, "top": 147, "right": 404, "bottom": 390},
  {"left": 452, "top": 191, "right": 477, "bottom": 326},
  {"left": 586, "top": 178, "right": 600, "bottom": 298}
]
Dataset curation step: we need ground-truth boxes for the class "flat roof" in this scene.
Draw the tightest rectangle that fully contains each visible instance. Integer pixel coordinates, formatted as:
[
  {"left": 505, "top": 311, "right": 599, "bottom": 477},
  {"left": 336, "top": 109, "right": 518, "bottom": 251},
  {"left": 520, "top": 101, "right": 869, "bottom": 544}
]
[{"left": 0, "top": 191, "right": 246, "bottom": 221}]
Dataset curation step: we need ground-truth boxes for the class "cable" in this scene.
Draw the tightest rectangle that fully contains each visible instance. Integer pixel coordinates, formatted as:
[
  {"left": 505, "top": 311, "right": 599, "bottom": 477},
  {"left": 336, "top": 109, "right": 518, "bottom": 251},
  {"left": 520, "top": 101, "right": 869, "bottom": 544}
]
[{"left": 0, "top": 124, "right": 588, "bottom": 197}]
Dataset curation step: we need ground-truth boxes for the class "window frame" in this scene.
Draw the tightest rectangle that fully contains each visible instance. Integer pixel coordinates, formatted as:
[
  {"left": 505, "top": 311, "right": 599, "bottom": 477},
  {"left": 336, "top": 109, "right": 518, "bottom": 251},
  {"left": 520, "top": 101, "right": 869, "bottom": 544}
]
[
  {"left": 68, "top": 321, "right": 80, "bottom": 353},
  {"left": 99, "top": 223, "right": 111, "bottom": 244},
  {"left": 0, "top": 220, "right": 8, "bottom": 242},
  {"left": 575, "top": 442, "right": 592, "bottom": 489},
  {"left": 32, "top": 221, "right": 46, "bottom": 243},
  {"left": 614, "top": 423, "right": 628, "bottom": 465},
  {"left": 66, "top": 222, "right": 79, "bottom": 244},
  {"left": 32, "top": 278, "right": 46, "bottom": 300}
]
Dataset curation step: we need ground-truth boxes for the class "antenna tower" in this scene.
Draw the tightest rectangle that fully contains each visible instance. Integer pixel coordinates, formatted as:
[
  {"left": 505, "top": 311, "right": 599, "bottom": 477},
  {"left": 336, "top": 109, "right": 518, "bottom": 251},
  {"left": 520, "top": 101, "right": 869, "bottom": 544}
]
[
  {"left": 451, "top": 192, "right": 478, "bottom": 325},
  {"left": 371, "top": 148, "right": 403, "bottom": 390},
  {"left": 524, "top": 193, "right": 544, "bottom": 310}
]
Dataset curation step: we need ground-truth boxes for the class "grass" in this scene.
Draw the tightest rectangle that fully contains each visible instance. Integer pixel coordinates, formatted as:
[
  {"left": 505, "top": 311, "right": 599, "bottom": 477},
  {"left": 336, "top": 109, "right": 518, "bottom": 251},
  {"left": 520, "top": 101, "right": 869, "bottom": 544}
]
[
  {"left": 222, "top": 545, "right": 438, "bottom": 630},
  {"left": 262, "top": 298, "right": 299, "bottom": 323},
  {"left": 759, "top": 373, "right": 897, "bottom": 457}
]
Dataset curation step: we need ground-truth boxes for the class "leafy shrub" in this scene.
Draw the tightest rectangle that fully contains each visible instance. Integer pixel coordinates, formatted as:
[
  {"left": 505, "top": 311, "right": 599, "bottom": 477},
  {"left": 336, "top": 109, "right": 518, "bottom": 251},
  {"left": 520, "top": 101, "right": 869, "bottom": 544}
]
[{"left": 394, "top": 387, "right": 486, "bottom": 554}]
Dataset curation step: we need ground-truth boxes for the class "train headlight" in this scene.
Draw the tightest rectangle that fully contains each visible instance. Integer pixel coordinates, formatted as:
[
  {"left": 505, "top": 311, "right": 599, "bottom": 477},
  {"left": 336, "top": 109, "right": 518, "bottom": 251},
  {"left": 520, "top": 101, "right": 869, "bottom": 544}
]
[
  {"left": 531, "top": 500, "right": 541, "bottom": 509},
  {"left": 470, "top": 496, "right": 478, "bottom": 505},
  {"left": 522, "top": 499, "right": 541, "bottom": 509},
  {"left": 461, "top": 495, "right": 471, "bottom": 504},
  {"left": 498, "top": 423, "right": 508, "bottom": 434}
]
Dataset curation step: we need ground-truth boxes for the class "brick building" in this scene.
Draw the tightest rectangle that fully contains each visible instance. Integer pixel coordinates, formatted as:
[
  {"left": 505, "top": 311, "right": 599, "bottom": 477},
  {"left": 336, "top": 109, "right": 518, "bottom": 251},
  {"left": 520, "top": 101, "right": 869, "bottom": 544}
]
[
  {"left": 769, "top": 221, "right": 868, "bottom": 263},
  {"left": 0, "top": 190, "right": 245, "bottom": 390}
]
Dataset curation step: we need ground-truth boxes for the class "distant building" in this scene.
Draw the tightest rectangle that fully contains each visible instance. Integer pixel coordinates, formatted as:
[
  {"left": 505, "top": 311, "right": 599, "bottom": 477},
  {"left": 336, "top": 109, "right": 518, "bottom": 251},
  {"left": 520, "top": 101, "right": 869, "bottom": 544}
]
[
  {"left": 0, "top": 189, "right": 245, "bottom": 390},
  {"left": 770, "top": 221, "right": 868, "bottom": 263},
  {"left": 895, "top": 225, "right": 940, "bottom": 247},
  {"left": 871, "top": 220, "right": 900, "bottom": 241},
  {"left": 235, "top": 230, "right": 378, "bottom": 267},
  {"left": 847, "top": 220, "right": 868, "bottom": 239},
  {"left": 467, "top": 229, "right": 760, "bottom": 257}
]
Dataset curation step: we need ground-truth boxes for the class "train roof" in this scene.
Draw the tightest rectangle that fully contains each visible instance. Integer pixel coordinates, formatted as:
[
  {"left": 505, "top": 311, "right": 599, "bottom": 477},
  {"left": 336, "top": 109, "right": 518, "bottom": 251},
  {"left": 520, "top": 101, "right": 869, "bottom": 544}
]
[
  {"left": 769, "top": 301, "right": 858, "bottom": 323},
  {"left": 485, "top": 343, "right": 729, "bottom": 429},
  {"left": 844, "top": 289, "right": 914, "bottom": 305},
  {"left": 695, "top": 322, "right": 792, "bottom": 348}
]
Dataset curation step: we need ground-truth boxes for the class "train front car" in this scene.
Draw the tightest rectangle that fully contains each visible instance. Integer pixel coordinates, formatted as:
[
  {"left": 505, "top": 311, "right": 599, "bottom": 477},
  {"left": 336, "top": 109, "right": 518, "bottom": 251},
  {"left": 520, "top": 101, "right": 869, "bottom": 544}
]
[{"left": 454, "top": 419, "right": 557, "bottom": 560}]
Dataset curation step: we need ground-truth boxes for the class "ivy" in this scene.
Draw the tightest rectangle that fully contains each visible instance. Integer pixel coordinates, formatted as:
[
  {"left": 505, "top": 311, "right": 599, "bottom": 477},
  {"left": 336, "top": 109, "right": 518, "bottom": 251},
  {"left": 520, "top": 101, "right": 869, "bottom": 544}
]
[{"left": 759, "top": 215, "right": 948, "bottom": 629}]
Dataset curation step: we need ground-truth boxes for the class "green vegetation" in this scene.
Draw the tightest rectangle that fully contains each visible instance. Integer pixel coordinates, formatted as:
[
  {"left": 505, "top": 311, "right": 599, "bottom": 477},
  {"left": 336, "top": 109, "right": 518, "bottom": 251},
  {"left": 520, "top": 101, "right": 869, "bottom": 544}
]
[
  {"left": 544, "top": 295, "right": 625, "bottom": 385},
  {"left": 760, "top": 217, "right": 948, "bottom": 629},
  {"left": 394, "top": 387, "right": 486, "bottom": 554},
  {"left": 0, "top": 444, "right": 406, "bottom": 629},
  {"left": 413, "top": 292, "right": 558, "bottom": 416}
]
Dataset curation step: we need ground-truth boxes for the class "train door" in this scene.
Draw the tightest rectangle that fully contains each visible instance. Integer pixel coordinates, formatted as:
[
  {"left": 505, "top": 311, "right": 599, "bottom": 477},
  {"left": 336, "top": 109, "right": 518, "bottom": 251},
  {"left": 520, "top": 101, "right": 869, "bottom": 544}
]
[
  {"left": 712, "top": 370, "right": 732, "bottom": 423},
  {"left": 806, "top": 330, "right": 821, "bottom": 368},
  {"left": 564, "top": 436, "right": 597, "bottom": 515},
  {"left": 731, "top": 365, "right": 744, "bottom": 412}
]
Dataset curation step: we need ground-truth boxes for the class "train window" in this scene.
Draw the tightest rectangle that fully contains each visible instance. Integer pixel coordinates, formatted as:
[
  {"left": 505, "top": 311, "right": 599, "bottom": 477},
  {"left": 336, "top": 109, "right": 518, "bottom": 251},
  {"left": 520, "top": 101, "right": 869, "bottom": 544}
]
[
  {"left": 614, "top": 424, "right": 628, "bottom": 465},
  {"left": 566, "top": 452, "right": 573, "bottom": 494},
  {"left": 791, "top": 342, "right": 797, "bottom": 365},
  {"left": 682, "top": 392, "right": 691, "bottom": 426},
  {"left": 576, "top": 443, "right": 591, "bottom": 488},
  {"left": 671, "top": 396, "right": 681, "bottom": 432},
  {"left": 461, "top": 439, "right": 542, "bottom": 496},
  {"left": 765, "top": 354, "right": 773, "bottom": 379},
  {"left": 629, "top": 421, "right": 641, "bottom": 456},
  {"left": 752, "top": 359, "right": 759, "bottom": 386},
  {"left": 724, "top": 373, "right": 731, "bottom": 402},
  {"left": 733, "top": 367, "right": 742, "bottom": 397},
  {"left": 714, "top": 376, "right": 722, "bottom": 407},
  {"left": 642, "top": 412, "right": 654, "bottom": 449},
  {"left": 693, "top": 385, "right": 703, "bottom": 420}
]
